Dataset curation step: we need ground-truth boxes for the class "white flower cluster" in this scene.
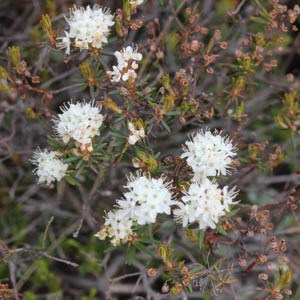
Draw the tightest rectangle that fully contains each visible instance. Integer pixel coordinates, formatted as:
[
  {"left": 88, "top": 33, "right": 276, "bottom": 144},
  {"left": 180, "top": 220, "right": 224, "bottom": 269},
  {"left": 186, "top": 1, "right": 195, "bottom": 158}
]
[
  {"left": 31, "top": 149, "right": 68, "bottom": 185},
  {"left": 174, "top": 178, "right": 238, "bottom": 229},
  {"left": 181, "top": 130, "right": 236, "bottom": 181},
  {"left": 175, "top": 129, "right": 238, "bottom": 229},
  {"left": 93, "top": 129, "right": 239, "bottom": 243},
  {"left": 31, "top": 101, "right": 104, "bottom": 185},
  {"left": 128, "top": 122, "right": 145, "bottom": 145},
  {"left": 107, "top": 46, "right": 142, "bottom": 82},
  {"left": 94, "top": 209, "right": 134, "bottom": 247},
  {"left": 95, "top": 173, "right": 174, "bottom": 245},
  {"left": 54, "top": 101, "right": 104, "bottom": 148},
  {"left": 57, "top": 5, "right": 114, "bottom": 54}
]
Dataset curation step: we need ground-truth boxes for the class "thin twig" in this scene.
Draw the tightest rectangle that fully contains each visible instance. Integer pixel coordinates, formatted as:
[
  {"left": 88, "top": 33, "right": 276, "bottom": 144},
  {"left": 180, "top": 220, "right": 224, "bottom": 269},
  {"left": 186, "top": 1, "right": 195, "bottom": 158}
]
[
  {"left": 73, "top": 165, "right": 105, "bottom": 238},
  {"left": 41, "top": 252, "right": 79, "bottom": 268},
  {"left": 110, "top": 272, "right": 141, "bottom": 282},
  {"left": 8, "top": 261, "right": 19, "bottom": 300},
  {"left": 229, "top": 0, "right": 248, "bottom": 16},
  {"left": 42, "top": 216, "right": 54, "bottom": 250}
]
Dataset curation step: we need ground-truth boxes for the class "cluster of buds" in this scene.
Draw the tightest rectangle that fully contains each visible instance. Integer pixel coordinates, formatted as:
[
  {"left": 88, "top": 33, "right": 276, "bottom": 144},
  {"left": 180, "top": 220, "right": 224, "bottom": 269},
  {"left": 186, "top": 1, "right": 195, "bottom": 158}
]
[
  {"left": 268, "top": 2, "right": 299, "bottom": 32},
  {"left": 0, "top": 284, "right": 14, "bottom": 299},
  {"left": 285, "top": 191, "right": 298, "bottom": 212},
  {"left": 132, "top": 151, "right": 159, "bottom": 172},
  {"left": 266, "top": 146, "right": 285, "bottom": 170},
  {"left": 157, "top": 244, "right": 198, "bottom": 295},
  {"left": 1, "top": 46, "right": 50, "bottom": 101},
  {"left": 248, "top": 141, "right": 268, "bottom": 161},
  {"left": 0, "top": 65, "right": 9, "bottom": 92},
  {"left": 249, "top": 206, "right": 273, "bottom": 235},
  {"left": 275, "top": 92, "right": 300, "bottom": 133},
  {"left": 178, "top": 8, "right": 208, "bottom": 59},
  {"left": 8, "top": 47, "right": 40, "bottom": 84},
  {"left": 268, "top": 237, "right": 287, "bottom": 253},
  {"left": 41, "top": 14, "right": 56, "bottom": 46},
  {"left": 79, "top": 61, "right": 96, "bottom": 87},
  {"left": 259, "top": 266, "right": 293, "bottom": 300}
]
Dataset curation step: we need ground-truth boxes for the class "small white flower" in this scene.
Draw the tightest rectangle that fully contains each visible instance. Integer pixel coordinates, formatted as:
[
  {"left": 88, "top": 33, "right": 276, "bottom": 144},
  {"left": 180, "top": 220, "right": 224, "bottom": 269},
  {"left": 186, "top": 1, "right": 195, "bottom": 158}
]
[
  {"left": 57, "top": 31, "right": 71, "bottom": 55},
  {"left": 31, "top": 149, "right": 68, "bottom": 185},
  {"left": 57, "top": 5, "right": 114, "bottom": 53},
  {"left": 95, "top": 209, "right": 134, "bottom": 246},
  {"left": 122, "top": 69, "right": 138, "bottom": 81},
  {"left": 129, "top": 0, "right": 144, "bottom": 8},
  {"left": 117, "top": 173, "right": 174, "bottom": 225},
  {"left": 181, "top": 129, "right": 236, "bottom": 181},
  {"left": 128, "top": 122, "right": 145, "bottom": 145},
  {"left": 53, "top": 101, "right": 104, "bottom": 147},
  {"left": 107, "top": 46, "right": 142, "bottom": 83},
  {"left": 173, "top": 178, "right": 238, "bottom": 230},
  {"left": 107, "top": 66, "right": 122, "bottom": 82}
]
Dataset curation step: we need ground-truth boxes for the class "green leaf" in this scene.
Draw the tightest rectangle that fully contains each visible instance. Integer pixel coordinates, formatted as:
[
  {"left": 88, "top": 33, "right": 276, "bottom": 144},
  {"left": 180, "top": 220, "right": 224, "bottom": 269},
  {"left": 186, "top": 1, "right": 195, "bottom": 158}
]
[
  {"left": 125, "top": 244, "right": 136, "bottom": 265},
  {"left": 250, "top": 16, "right": 269, "bottom": 25},
  {"left": 109, "top": 127, "right": 125, "bottom": 138},
  {"left": 216, "top": 224, "right": 227, "bottom": 235},
  {"left": 225, "top": 209, "right": 237, "bottom": 219},
  {"left": 108, "top": 90, "right": 120, "bottom": 95},
  {"left": 134, "top": 243, "right": 156, "bottom": 258},
  {"left": 161, "top": 119, "right": 171, "bottom": 133},
  {"left": 64, "top": 176, "right": 81, "bottom": 186},
  {"left": 56, "top": 181, "right": 62, "bottom": 196},
  {"left": 189, "top": 264, "right": 205, "bottom": 273},
  {"left": 198, "top": 230, "right": 205, "bottom": 250},
  {"left": 183, "top": 284, "right": 193, "bottom": 293},
  {"left": 239, "top": 157, "right": 249, "bottom": 163},
  {"left": 103, "top": 245, "right": 118, "bottom": 253},
  {"left": 138, "top": 237, "right": 159, "bottom": 245},
  {"left": 63, "top": 156, "right": 81, "bottom": 163}
]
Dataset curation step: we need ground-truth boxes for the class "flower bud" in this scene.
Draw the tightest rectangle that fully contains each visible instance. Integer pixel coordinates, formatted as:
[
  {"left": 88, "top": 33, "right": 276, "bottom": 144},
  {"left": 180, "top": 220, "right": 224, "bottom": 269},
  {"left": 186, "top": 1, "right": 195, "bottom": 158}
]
[
  {"left": 258, "top": 273, "right": 269, "bottom": 280},
  {"left": 161, "top": 283, "right": 169, "bottom": 293},
  {"left": 7, "top": 46, "right": 21, "bottom": 67},
  {"left": 147, "top": 268, "right": 157, "bottom": 277}
]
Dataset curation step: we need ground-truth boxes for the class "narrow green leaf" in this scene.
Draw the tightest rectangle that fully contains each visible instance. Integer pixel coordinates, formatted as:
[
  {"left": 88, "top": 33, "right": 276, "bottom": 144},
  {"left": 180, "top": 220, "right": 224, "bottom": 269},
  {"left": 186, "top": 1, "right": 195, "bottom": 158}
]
[
  {"left": 134, "top": 243, "right": 156, "bottom": 258},
  {"left": 161, "top": 119, "right": 171, "bottom": 133},
  {"left": 216, "top": 224, "right": 227, "bottom": 235},
  {"left": 125, "top": 244, "right": 136, "bottom": 265},
  {"left": 63, "top": 156, "right": 80, "bottom": 163},
  {"left": 198, "top": 230, "right": 205, "bottom": 250},
  {"left": 64, "top": 176, "right": 81, "bottom": 186}
]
